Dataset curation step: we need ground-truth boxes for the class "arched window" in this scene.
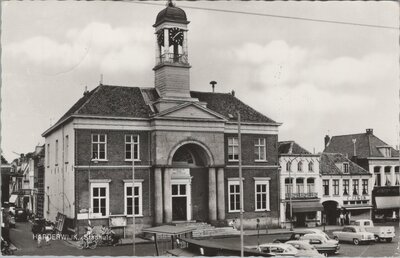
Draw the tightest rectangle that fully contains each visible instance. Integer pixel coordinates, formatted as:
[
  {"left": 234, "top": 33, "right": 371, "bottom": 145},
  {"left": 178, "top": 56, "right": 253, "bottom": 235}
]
[
  {"left": 308, "top": 162, "right": 314, "bottom": 172},
  {"left": 374, "top": 166, "right": 381, "bottom": 186},
  {"left": 286, "top": 161, "right": 292, "bottom": 172},
  {"left": 385, "top": 166, "right": 392, "bottom": 186},
  {"left": 298, "top": 161, "right": 303, "bottom": 172}
]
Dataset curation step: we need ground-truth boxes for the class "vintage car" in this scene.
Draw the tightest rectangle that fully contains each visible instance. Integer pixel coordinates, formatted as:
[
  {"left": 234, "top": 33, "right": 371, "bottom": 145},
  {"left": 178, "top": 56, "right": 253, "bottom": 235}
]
[
  {"left": 286, "top": 240, "right": 325, "bottom": 257},
  {"left": 355, "top": 219, "right": 395, "bottom": 243},
  {"left": 245, "top": 243, "right": 300, "bottom": 256},
  {"left": 272, "top": 230, "right": 313, "bottom": 243},
  {"left": 299, "top": 233, "right": 340, "bottom": 255},
  {"left": 14, "top": 208, "right": 27, "bottom": 222},
  {"left": 301, "top": 228, "right": 339, "bottom": 245},
  {"left": 332, "top": 226, "right": 374, "bottom": 245}
]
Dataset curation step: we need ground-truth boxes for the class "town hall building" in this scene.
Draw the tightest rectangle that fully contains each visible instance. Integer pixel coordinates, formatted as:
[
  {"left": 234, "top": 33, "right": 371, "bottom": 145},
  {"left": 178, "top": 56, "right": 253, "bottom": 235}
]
[{"left": 42, "top": 2, "right": 281, "bottom": 236}]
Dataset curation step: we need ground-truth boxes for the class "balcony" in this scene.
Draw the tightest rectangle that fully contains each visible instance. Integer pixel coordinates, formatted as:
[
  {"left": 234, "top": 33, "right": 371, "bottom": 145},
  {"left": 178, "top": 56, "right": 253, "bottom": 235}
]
[
  {"left": 285, "top": 192, "right": 318, "bottom": 199},
  {"left": 157, "top": 53, "right": 188, "bottom": 66}
]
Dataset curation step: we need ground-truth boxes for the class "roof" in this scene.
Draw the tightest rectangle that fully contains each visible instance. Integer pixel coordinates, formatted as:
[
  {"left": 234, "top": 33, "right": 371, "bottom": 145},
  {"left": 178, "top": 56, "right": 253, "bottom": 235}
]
[
  {"left": 43, "top": 85, "right": 278, "bottom": 136},
  {"left": 320, "top": 153, "right": 370, "bottom": 175},
  {"left": 324, "top": 131, "right": 399, "bottom": 158},
  {"left": 278, "top": 141, "right": 311, "bottom": 155},
  {"left": 154, "top": 1, "right": 189, "bottom": 27}
]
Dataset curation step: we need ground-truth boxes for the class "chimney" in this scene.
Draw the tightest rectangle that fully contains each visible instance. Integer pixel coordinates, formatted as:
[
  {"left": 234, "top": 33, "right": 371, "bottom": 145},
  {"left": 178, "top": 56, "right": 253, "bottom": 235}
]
[
  {"left": 210, "top": 81, "right": 217, "bottom": 93},
  {"left": 231, "top": 90, "right": 235, "bottom": 97},
  {"left": 324, "top": 135, "right": 330, "bottom": 148},
  {"left": 351, "top": 138, "right": 358, "bottom": 163},
  {"left": 366, "top": 128, "right": 373, "bottom": 134}
]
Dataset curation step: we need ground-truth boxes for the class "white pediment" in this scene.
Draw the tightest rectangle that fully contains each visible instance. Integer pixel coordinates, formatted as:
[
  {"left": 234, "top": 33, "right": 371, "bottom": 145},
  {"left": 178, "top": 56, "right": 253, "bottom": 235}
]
[{"left": 157, "top": 103, "right": 226, "bottom": 120}]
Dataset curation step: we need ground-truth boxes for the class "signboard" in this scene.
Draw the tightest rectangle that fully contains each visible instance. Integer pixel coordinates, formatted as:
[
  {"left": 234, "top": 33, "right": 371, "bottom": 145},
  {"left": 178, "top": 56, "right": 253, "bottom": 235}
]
[
  {"left": 55, "top": 212, "right": 66, "bottom": 232},
  {"left": 346, "top": 195, "right": 367, "bottom": 201},
  {"left": 109, "top": 215, "right": 127, "bottom": 228}
]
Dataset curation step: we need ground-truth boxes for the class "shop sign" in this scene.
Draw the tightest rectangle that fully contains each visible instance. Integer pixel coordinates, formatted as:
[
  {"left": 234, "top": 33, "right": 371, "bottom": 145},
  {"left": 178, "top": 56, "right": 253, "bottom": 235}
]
[{"left": 346, "top": 195, "right": 367, "bottom": 201}]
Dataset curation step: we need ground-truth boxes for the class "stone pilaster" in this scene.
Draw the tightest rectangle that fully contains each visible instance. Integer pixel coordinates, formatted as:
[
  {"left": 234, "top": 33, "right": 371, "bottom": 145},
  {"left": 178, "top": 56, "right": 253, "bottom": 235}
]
[
  {"left": 217, "top": 168, "right": 225, "bottom": 220},
  {"left": 208, "top": 167, "right": 217, "bottom": 221},
  {"left": 163, "top": 168, "right": 172, "bottom": 223},
  {"left": 154, "top": 167, "right": 163, "bottom": 225}
]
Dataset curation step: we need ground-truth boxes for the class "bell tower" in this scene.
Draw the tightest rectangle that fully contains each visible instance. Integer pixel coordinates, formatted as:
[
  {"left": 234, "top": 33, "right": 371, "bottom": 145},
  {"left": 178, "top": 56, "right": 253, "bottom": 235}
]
[{"left": 153, "top": 0, "right": 196, "bottom": 111}]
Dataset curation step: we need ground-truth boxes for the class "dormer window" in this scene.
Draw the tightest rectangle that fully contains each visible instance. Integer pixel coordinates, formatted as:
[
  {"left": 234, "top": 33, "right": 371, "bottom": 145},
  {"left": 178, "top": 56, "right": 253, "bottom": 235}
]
[
  {"left": 343, "top": 163, "right": 349, "bottom": 174},
  {"left": 377, "top": 146, "right": 391, "bottom": 157}
]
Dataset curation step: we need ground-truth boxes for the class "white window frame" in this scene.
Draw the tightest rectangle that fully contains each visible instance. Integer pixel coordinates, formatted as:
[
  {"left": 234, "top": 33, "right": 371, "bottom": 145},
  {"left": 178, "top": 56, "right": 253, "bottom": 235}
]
[
  {"left": 125, "top": 134, "right": 140, "bottom": 161},
  {"left": 228, "top": 137, "right": 239, "bottom": 161},
  {"left": 65, "top": 135, "right": 69, "bottom": 162},
  {"left": 46, "top": 144, "right": 50, "bottom": 166},
  {"left": 254, "top": 178, "right": 270, "bottom": 211},
  {"left": 55, "top": 140, "right": 59, "bottom": 165},
  {"left": 90, "top": 181, "right": 110, "bottom": 218},
  {"left": 254, "top": 138, "right": 266, "bottom": 161},
  {"left": 124, "top": 180, "right": 143, "bottom": 217},
  {"left": 228, "top": 179, "right": 241, "bottom": 212},
  {"left": 91, "top": 134, "right": 107, "bottom": 161},
  {"left": 333, "top": 179, "right": 339, "bottom": 195}
]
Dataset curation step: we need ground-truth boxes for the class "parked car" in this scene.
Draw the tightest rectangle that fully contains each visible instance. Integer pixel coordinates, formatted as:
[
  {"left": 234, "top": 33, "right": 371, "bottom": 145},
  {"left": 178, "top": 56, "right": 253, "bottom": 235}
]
[
  {"left": 332, "top": 226, "right": 374, "bottom": 245},
  {"left": 286, "top": 240, "right": 325, "bottom": 257},
  {"left": 273, "top": 230, "right": 312, "bottom": 243},
  {"left": 14, "top": 208, "right": 27, "bottom": 222},
  {"left": 245, "top": 243, "right": 300, "bottom": 256},
  {"left": 299, "top": 233, "right": 340, "bottom": 255},
  {"left": 298, "top": 229, "right": 339, "bottom": 245},
  {"left": 354, "top": 219, "right": 395, "bottom": 243}
]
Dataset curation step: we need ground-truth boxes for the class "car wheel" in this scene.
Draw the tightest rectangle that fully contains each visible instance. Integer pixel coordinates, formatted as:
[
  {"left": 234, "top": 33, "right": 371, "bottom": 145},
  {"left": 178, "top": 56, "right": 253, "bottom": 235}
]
[
  {"left": 386, "top": 238, "right": 392, "bottom": 243},
  {"left": 374, "top": 236, "right": 380, "bottom": 242},
  {"left": 353, "top": 238, "right": 360, "bottom": 245}
]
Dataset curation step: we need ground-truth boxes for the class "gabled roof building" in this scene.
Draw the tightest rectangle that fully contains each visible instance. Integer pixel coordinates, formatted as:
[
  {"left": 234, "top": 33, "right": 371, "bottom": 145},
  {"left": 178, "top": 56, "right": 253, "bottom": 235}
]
[
  {"left": 324, "top": 129, "right": 399, "bottom": 220},
  {"left": 42, "top": 2, "right": 281, "bottom": 236}
]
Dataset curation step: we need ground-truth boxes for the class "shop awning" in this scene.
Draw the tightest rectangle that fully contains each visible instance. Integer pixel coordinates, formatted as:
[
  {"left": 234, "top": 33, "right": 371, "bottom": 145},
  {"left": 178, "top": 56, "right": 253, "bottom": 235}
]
[
  {"left": 9, "top": 194, "right": 18, "bottom": 203},
  {"left": 375, "top": 196, "right": 400, "bottom": 209},
  {"left": 291, "top": 201, "right": 324, "bottom": 213}
]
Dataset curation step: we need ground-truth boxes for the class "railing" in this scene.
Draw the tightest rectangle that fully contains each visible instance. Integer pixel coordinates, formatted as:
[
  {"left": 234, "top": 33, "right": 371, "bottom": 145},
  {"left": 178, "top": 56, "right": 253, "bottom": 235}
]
[
  {"left": 285, "top": 192, "right": 318, "bottom": 199},
  {"left": 157, "top": 53, "right": 188, "bottom": 65}
]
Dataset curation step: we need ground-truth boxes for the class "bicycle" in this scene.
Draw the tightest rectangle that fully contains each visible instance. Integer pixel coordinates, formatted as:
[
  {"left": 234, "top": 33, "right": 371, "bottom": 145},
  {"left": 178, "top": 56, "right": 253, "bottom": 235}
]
[{"left": 77, "top": 235, "right": 98, "bottom": 250}]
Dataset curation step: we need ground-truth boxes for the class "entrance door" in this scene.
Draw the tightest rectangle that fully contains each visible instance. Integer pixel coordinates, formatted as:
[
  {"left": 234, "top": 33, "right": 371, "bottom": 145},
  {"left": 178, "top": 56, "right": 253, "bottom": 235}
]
[{"left": 172, "top": 184, "right": 188, "bottom": 221}]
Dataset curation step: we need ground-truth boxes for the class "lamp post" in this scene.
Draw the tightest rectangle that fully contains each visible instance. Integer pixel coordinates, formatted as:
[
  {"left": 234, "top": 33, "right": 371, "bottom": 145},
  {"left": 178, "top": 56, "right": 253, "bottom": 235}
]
[
  {"left": 88, "top": 153, "right": 98, "bottom": 223},
  {"left": 237, "top": 111, "right": 244, "bottom": 257},
  {"left": 289, "top": 166, "right": 293, "bottom": 231},
  {"left": 131, "top": 139, "right": 136, "bottom": 256}
]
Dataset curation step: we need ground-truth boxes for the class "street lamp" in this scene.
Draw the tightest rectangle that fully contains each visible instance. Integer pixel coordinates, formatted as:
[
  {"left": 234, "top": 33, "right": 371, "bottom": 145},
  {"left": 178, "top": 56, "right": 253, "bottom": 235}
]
[
  {"left": 131, "top": 138, "right": 136, "bottom": 256},
  {"left": 289, "top": 166, "right": 293, "bottom": 231},
  {"left": 88, "top": 153, "right": 98, "bottom": 223}
]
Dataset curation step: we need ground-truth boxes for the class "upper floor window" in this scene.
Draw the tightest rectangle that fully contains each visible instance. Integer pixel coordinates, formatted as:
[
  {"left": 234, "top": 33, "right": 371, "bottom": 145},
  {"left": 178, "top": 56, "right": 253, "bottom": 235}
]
[
  {"left": 323, "top": 180, "right": 329, "bottom": 196},
  {"left": 255, "top": 179, "right": 270, "bottom": 211},
  {"left": 343, "top": 180, "right": 349, "bottom": 195},
  {"left": 286, "top": 161, "right": 292, "bottom": 172},
  {"left": 296, "top": 178, "right": 304, "bottom": 193},
  {"left": 333, "top": 179, "right": 339, "bottom": 195},
  {"left": 125, "top": 135, "right": 140, "bottom": 161},
  {"left": 343, "top": 163, "right": 349, "bottom": 173},
  {"left": 352, "top": 179, "right": 359, "bottom": 195},
  {"left": 307, "top": 178, "right": 315, "bottom": 193},
  {"left": 308, "top": 162, "right": 314, "bottom": 172},
  {"left": 92, "top": 134, "right": 107, "bottom": 160},
  {"left": 228, "top": 180, "right": 240, "bottom": 212},
  {"left": 254, "top": 138, "right": 266, "bottom": 161},
  {"left": 362, "top": 179, "right": 368, "bottom": 195},
  {"left": 55, "top": 140, "right": 59, "bottom": 165},
  {"left": 285, "top": 178, "right": 293, "bottom": 195},
  {"left": 297, "top": 161, "right": 303, "bottom": 172},
  {"left": 228, "top": 137, "right": 239, "bottom": 161}
]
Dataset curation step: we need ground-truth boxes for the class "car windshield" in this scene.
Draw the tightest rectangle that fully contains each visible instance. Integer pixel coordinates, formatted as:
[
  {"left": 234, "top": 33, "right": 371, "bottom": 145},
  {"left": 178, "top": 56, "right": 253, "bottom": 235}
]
[
  {"left": 284, "top": 245, "right": 298, "bottom": 253},
  {"left": 357, "top": 227, "right": 367, "bottom": 232}
]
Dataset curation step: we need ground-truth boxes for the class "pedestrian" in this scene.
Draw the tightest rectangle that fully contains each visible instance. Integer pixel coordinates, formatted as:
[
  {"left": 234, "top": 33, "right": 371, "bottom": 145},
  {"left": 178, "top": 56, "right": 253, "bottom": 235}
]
[
  {"left": 347, "top": 212, "right": 351, "bottom": 225},
  {"left": 339, "top": 213, "right": 344, "bottom": 226},
  {"left": 37, "top": 234, "right": 42, "bottom": 248},
  {"left": 45, "top": 234, "right": 51, "bottom": 246}
]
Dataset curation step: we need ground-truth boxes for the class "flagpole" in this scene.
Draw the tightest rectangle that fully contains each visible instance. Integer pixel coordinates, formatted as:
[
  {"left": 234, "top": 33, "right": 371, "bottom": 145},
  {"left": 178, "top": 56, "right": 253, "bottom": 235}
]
[{"left": 237, "top": 111, "right": 244, "bottom": 257}]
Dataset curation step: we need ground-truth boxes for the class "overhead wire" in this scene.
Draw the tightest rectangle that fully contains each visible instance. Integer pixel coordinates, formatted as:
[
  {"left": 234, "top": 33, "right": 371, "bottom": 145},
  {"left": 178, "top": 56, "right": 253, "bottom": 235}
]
[{"left": 126, "top": 1, "right": 398, "bottom": 31}]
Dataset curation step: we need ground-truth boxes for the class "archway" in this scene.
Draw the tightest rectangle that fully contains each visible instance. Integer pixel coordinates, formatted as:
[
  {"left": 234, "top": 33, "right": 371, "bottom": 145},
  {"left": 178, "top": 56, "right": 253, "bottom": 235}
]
[
  {"left": 168, "top": 141, "right": 213, "bottom": 222},
  {"left": 322, "top": 201, "right": 339, "bottom": 225}
]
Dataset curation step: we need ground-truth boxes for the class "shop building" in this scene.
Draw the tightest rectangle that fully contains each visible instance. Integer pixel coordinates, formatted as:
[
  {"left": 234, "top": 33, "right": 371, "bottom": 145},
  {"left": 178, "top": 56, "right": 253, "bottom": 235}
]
[
  {"left": 324, "top": 129, "right": 399, "bottom": 220},
  {"left": 320, "top": 153, "right": 373, "bottom": 225},
  {"left": 42, "top": 2, "right": 281, "bottom": 236},
  {"left": 278, "top": 141, "right": 322, "bottom": 229}
]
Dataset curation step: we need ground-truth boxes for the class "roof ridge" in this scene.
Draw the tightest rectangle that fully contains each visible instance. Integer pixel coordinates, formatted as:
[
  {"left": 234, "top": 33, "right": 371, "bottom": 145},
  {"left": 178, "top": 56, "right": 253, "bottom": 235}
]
[
  {"left": 331, "top": 133, "right": 365, "bottom": 138},
  {"left": 75, "top": 85, "right": 102, "bottom": 116}
]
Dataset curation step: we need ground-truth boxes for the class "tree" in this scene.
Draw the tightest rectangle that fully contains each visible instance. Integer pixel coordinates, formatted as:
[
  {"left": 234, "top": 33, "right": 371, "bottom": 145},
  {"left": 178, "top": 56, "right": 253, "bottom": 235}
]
[{"left": 1, "top": 155, "right": 8, "bottom": 164}]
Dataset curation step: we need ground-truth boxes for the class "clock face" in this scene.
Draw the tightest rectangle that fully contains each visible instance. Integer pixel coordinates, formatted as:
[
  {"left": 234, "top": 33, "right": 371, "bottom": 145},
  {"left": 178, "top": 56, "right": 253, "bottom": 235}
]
[
  {"left": 157, "top": 30, "right": 164, "bottom": 46},
  {"left": 169, "top": 27, "right": 184, "bottom": 46}
]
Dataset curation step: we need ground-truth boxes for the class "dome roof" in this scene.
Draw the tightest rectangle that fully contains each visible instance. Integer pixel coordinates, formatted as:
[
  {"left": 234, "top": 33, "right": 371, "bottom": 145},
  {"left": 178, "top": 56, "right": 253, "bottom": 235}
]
[{"left": 154, "top": 2, "right": 189, "bottom": 27}]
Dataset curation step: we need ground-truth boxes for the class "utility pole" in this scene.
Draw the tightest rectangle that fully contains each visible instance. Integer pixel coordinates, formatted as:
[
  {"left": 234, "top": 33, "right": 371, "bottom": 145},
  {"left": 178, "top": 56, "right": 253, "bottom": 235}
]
[
  {"left": 131, "top": 141, "right": 136, "bottom": 256},
  {"left": 237, "top": 111, "right": 244, "bottom": 257}
]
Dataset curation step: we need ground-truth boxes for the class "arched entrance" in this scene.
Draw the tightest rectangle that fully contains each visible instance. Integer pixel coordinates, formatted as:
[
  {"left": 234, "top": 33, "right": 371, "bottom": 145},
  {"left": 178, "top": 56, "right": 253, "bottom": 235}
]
[
  {"left": 169, "top": 142, "right": 213, "bottom": 222},
  {"left": 322, "top": 201, "right": 339, "bottom": 225}
]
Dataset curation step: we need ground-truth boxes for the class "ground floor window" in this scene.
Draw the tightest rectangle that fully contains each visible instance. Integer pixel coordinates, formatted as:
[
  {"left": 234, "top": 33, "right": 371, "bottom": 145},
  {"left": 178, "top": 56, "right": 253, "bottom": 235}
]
[
  {"left": 91, "top": 182, "right": 109, "bottom": 217},
  {"left": 254, "top": 178, "right": 270, "bottom": 211},
  {"left": 228, "top": 180, "right": 240, "bottom": 212},
  {"left": 124, "top": 181, "right": 143, "bottom": 216}
]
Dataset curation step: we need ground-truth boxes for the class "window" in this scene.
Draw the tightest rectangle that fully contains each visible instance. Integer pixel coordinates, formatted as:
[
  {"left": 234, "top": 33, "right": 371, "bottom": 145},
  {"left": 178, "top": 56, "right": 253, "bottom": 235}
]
[
  {"left": 323, "top": 180, "right": 329, "bottom": 196},
  {"left": 285, "top": 178, "right": 293, "bottom": 196},
  {"left": 343, "top": 179, "right": 349, "bottom": 195},
  {"left": 308, "top": 162, "right": 314, "bottom": 172},
  {"left": 125, "top": 135, "right": 140, "bottom": 161},
  {"left": 255, "top": 179, "right": 270, "bottom": 211},
  {"left": 254, "top": 138, "right": 266, "bottom": 161},
  {"left": 124, "top": 181, "right": 142, "bottom": 216},
  {"left": 306, "top": 178, "right": 315, "bottom": 193},
  {"left": 91, "top": 182, "right": 109, "bottom": 217},
  {"left": 343, "top": 163, "right": 349, "bottom": 173},
  {"left": 374, "top": 166, "right": 381, "bottom": 186},
  {"left": 297, "top": 161, "right": 303, "bottom": 172},
  {"left": 228, "top": 137, "right": 239, "bottom": 161},
  {"left": 352, "top": 179, "right": 359, "bottom": 195},
  {"left": 65, "top": 135, "right": 69, "bottom": 162},
  {"left": 228, "top": 180, "right": 240, "bottom": 212},
  {"left": 384, "top": 166, "right": 391, "bottom": 186},
  {"left": 395, "top": 167, "right": 400, "bottom": 186},
  {"left": 362, "top": 179, "right": 368, "bottom": 195},
  {"left": 92, "top": 134, "right": 107, "bottom": 160},
  {"left": 333, "top": 179, "right": 339, "bottom": 195},
  {"left": 296, "top": 178, "right": 304, "bottom": 193},
  {"left": 286, "top": 161, "right": 292, "bottom": 172},
  {"left": 47, "top": 144, "right": 50, "bottom": 166},
  {"left": 55, "top": 140, "right": 59, "bottom": 165}
]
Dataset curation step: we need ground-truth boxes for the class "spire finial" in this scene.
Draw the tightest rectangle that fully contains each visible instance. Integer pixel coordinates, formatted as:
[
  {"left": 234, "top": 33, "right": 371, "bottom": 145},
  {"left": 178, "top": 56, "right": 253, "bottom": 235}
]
[{"left": 167, "top": 0, "right": 174, "bottom": 7}]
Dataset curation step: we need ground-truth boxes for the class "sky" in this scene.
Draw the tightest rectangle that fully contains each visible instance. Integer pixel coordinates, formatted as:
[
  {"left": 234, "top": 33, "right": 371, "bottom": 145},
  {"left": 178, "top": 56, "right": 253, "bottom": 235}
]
[{"left": 1, "top": 1, "right": 399, "bottom": 162}]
